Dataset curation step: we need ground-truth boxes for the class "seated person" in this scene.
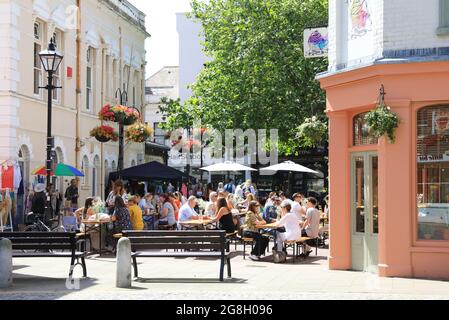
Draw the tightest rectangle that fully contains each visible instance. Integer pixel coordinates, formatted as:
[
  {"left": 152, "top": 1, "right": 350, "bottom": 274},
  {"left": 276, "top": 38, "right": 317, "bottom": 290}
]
[
  {"left": 211, "top": 197, "right": 237, "bottom": 234},
  {"left": 178, "top": 196, "right": 200, "bottom": 226},
  {"left": 263, "top": 196, "right": 280, "bottom": 223},
  {"left": 243, "top": 201, "right": 268, "bottom": 261},
  {"left": 205, "top": 192, "right": 218, "bottom": 217},
  {"left": 274, "top": 200, "right": 302, "bottom": 252},
  {"left": 111, "top": 196, "right": 132, "bottom": 233},
  {"left": 128, "top": 196, "right": 145, "bottom": 231},
  {"left": 157, "top": 194, "right": 177, "bottom": 228},
  {"left": 301, "top": 197, "right": 321, "bottom": 256}
]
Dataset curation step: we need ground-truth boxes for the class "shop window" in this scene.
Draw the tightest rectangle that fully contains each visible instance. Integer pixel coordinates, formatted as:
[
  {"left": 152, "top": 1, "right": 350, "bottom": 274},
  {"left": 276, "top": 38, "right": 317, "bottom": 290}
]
[
  {"left": 417, "top": 105, "right": 449, "bottom": 241},
  {"left": 353, "top": 112, "right": 378, "bottom": 146},
  {"left": 437, "top": 0, "right": 449, "bottom": 35}
]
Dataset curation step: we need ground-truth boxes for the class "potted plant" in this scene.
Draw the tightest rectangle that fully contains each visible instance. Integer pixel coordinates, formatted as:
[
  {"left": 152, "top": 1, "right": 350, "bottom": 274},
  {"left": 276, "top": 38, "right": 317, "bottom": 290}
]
[
  {"left": 98, "top": 104, "right": 116, "bottom": 122},
  {"left": 364, "top": 86, "right": 400, "bottom": 143},
  {"left": 112, "top": 105, "right": 140, "bottom": 126},
  {"left": 90, "top": 125, "right": 119, "bottom": 143},
  {"left": 125, "top": 122, "right": 153, "bottom": 143}
]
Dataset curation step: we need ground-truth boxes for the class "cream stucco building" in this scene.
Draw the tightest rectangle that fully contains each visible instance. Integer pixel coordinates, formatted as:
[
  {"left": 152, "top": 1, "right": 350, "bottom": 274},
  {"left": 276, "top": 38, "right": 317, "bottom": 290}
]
[{"left": 0, "top": 0, "right": 148, "bottom": 218}]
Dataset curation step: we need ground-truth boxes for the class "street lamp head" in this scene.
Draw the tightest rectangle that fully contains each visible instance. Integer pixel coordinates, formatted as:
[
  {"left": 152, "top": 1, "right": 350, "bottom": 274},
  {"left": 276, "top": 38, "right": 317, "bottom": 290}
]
[{"left": 39, "top": 39, "right": 63, "bottom": 73}]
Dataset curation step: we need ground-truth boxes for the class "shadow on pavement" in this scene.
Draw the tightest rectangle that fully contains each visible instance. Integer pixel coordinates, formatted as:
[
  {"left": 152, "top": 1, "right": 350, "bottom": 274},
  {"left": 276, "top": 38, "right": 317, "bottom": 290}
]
[{"left": 135, "top": 277, "right": 247, "bottom": 284}]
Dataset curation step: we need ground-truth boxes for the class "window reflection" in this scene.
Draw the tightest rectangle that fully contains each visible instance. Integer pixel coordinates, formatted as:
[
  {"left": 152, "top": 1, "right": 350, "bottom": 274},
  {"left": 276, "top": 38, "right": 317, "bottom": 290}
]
[{"left": 417, "top": 105, "right": 449, "bottom": 241}]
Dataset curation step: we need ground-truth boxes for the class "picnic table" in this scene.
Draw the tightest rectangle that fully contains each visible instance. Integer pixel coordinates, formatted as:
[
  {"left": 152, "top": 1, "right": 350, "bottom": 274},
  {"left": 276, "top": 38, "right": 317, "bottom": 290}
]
[{"left": 81, "top": 217, "right": 111, "bottom": 256}]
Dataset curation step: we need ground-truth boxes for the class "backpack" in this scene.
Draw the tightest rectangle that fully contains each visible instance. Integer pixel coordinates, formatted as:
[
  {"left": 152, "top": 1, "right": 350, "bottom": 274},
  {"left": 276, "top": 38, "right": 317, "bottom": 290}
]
[{"left": 225, "top": 184, "right": 233, "bottom": 193}]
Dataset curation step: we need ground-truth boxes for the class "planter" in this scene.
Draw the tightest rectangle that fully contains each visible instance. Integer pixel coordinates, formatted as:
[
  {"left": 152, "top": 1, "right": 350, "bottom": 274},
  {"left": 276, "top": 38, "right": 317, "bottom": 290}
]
[
  {"left": 121, "top": 116, "right": 137, "bottom": 126},
  {"left": 95, "top": 135, "right": 111, "bottom": 143}
]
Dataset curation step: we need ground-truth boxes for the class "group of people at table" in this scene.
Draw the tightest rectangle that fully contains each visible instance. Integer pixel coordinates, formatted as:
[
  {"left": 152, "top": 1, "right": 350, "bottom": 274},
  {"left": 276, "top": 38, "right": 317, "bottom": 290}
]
[{"left": 73, "top": 179, "right": 323, "bottom": 261}]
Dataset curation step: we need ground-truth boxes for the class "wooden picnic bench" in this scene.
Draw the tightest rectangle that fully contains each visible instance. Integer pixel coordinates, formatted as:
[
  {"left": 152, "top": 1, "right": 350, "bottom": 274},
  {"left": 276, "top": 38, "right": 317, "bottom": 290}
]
[
  {"left": 1, "top": 232, "right": 87, "bottom": 277},
  {"left": 122, "top": 230, "right": 235, "bottom": 281}
]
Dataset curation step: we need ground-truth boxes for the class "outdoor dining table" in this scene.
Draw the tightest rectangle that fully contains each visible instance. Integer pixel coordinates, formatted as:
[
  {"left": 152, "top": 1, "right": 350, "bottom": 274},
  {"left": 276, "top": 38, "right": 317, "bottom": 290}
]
[
  {"left": 178, "top": 218, "right": 215, "bottom": 230},
  {"left": 81, "top": 218, "right": 111, "bottom": 256}
]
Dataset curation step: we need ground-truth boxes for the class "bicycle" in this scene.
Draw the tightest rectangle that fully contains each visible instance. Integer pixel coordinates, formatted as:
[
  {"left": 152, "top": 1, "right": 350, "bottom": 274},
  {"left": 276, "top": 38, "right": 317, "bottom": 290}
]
[{"left": 24, "top": 212, "right": 66, "bottom": 232}]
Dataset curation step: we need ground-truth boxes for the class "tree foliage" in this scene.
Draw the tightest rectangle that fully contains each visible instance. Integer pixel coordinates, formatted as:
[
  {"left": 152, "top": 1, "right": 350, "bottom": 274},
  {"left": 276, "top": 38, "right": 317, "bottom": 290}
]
[{"left": 160, "top": 0, "right": 329, "bottom": 155}]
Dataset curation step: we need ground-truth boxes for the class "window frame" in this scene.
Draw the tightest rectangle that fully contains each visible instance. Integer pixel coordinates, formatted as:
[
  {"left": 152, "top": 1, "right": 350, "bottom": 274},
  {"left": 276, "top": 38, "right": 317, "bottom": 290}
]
[
  {"left": 353, "top": 112, "right": 378, "bottom": 146},
  {"left": 437, "top": 0, "right": 449, "bottom": 35},
  {"left": 33, "top": 21, "right": 44, "bottom": 98},
  {"left": 416, "top": 104, "right": 449, "bottom": 242},
  {"left": 51, "top": 30, "right": 63, "bottom": 104},
  {"left": 86, "top": 47, "right": 94, "bottom": 111}
]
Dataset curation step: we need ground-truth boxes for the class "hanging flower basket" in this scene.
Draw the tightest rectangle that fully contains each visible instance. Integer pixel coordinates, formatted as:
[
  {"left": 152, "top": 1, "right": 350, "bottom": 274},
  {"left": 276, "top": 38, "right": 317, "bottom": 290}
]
[
  {"left": 113, "top": 105, "right": 140, "bottom": 126},
  {"left": 98, "top": 104, "right": 116, "bottom": 122},
  {"left": 125, "top": 122, "right": 153, "bottom": 143},
  {"left": 364, "top": 85, "right": 400, "bottom": 143},
  {"left": 90, "top": 125, "right": 119, "bottom": 143}
]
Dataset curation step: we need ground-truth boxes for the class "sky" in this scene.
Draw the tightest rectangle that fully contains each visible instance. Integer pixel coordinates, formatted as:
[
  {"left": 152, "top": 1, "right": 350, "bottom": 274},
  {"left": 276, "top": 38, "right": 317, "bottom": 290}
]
[{"left": 128, "top": 0, "right": 193, "bottom": 78}]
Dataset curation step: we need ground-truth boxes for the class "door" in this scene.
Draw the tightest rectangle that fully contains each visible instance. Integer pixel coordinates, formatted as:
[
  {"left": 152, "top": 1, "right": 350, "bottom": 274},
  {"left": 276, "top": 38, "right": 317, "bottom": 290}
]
[{"left": 351, "top": 153, "right": 379, "bottom": 273}]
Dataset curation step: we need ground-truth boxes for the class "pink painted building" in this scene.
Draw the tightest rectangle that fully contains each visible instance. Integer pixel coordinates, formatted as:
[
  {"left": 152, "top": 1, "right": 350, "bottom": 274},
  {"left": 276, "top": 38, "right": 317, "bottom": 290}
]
[{"left": 318, "top": 0, "right": 449, "bottom": 279}]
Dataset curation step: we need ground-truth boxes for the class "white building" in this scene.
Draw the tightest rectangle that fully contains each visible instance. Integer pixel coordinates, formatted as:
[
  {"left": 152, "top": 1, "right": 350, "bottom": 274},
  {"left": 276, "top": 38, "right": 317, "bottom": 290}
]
[{"left": 0, "top": 0, "right": 148, "bottom": 223}]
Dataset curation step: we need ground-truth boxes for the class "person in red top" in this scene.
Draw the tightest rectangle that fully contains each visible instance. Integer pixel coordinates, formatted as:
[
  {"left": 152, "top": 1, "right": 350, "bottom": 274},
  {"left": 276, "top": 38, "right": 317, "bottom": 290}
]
[{"left": 169, "top": 193, "right": 180, "bottom": 221}]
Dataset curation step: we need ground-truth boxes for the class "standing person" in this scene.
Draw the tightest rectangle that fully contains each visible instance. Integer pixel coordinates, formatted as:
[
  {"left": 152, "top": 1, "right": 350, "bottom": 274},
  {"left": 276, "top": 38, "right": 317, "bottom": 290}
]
[
  {"left": 111, "top": 196, "right": 132, "bottom": 233},
  {"left": 64, "top": 179, "right": 79, "bottom": 213},
  {"left": 127, "top": 196, "right": 144, "bottom": 231},
  {"left": 31, "top": 183, "right": 46, "bottom": 217},
  {"left": 234, "top": 183, "right": 244, "bottom": 201},
  {"left": 217, "top": 182, "right": 225, "bottom": 193},
  {"left": 181, "top": 182, "right": 188, "bottom": 198},
  {"left": 212, "top": 197, "right": 237, "bottom": 233},
  {"left": 105, "top": 180, "right": 128, "bottom": 215},
  {"left": 157, "top": 194, "right": 176, "bottom": 228},
  {"left": 243, "top": 180, "right": 255, "bottom": 195},
  {"left": 301, "top": 197, "right": 321, "bottom": 256},
  {"left": 292, "top": 193, "right": 306, "bottom": 221},
  {"left": 274, "top": 200, "right": 302, "bottom": 252},
  {"left": 167, "top": 182, "right": 175, "bottom": 194},
  {"left": 243, "top": 201, "right": 268, "bottom": 261}
]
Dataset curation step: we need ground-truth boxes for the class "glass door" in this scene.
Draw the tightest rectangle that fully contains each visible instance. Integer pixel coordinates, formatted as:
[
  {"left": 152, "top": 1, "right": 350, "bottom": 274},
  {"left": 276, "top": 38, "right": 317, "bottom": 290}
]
[{"left": 351, "top": 153, "right": 379, "bottom": 273}]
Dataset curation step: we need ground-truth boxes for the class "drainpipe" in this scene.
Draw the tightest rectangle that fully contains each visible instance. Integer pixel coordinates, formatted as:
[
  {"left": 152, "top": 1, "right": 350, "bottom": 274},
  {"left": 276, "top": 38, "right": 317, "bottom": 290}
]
[
  {"left": 75, "top": 0, "right": 81, "bottom": 171},
  {"left": 100, "top": 46, "right": 105, "bottom": 198}
]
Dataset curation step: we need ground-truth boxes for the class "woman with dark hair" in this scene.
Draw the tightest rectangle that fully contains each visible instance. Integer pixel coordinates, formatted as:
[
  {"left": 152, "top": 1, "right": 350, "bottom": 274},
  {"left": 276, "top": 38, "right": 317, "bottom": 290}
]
[
  {"left": 243, "top": 201, "right": 268, "bottom": 261},
  {"left": 111, "top": 196, "right": 132, "bottom": 233},
  {"left": 106, "top": 180, "right": 128, "bottom": 215},
  {"left": 75, "top": 197, "right": 95, "bottom": 224},
  {"left": 157, "top": 193, "right": 176, "bottom": 228},
  {"left": 212, "top": 197, "right": 236, "bottom": 233}
]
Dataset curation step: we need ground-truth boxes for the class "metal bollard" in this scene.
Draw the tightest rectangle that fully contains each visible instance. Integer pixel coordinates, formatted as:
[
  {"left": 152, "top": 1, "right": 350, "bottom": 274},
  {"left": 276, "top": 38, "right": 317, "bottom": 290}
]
[
  {"left": 116, "top": 237, "right": 132, "bottom": 288},
  {"left": 0, "top": 238, "right": 13, "bottom": 288}
]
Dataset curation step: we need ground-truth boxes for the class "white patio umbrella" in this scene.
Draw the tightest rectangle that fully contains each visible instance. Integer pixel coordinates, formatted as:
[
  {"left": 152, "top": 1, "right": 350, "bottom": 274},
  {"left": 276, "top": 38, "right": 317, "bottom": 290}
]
[
  {"left": 200, "top": 161, "right": 257, "bottom": 172},
  {"left": 259, "top": 161, "right": 319, "bottom": 196},
  {"left": 259, "top": 161, "right": 319, "bottom": 174}
]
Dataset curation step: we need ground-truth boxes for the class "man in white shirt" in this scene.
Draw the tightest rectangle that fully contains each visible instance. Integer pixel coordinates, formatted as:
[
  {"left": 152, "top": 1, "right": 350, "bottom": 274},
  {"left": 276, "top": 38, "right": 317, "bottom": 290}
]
[
  {"left": 178, "top": 196, "right": 200, "bottom": 223},
  {"left": 274, "top": 200, "right": 302, "bottom": 252},
  {"left": 301, "top": 197, "right": 321, "bottom": 256},
  {"left": 291, "top": 193, "right": 306, "bottom": 221}
]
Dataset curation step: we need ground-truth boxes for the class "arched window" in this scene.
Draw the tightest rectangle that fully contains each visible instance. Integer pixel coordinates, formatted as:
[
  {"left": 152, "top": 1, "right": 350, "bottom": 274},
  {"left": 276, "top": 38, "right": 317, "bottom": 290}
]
[
  {"left": 131, "top": 159, "right": 136, "bottom": 167},
  {"left": 111, "top": 160, "right": 117, "bottom": 172},
  {"left": 82, "top": 156, "right": 89, "bottom": 186},
  {"left": 353, "top": 112, "right": 378, "bottom": 146},
  {"left": 417, "top": 105, "right": 449, "bottom": 241}
]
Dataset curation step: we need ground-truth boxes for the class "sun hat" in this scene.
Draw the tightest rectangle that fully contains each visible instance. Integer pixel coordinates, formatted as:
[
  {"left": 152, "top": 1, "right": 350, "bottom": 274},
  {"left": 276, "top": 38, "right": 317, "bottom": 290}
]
[{"left": 34, "top": 183, "right": 46, "bottom": 193}]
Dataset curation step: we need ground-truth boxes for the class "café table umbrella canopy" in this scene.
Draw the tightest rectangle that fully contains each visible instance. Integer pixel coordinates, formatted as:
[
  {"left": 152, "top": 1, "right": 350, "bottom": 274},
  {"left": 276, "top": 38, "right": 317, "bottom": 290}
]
[
  {"left": 54, "top": 164, "right": 84, "bottom": 177},
  {"left": 259, "top": 161, "right": 319, "bottom": 174},
  {"left": 200, "top": 161, "right": 257, "bottom": 172},
  {"left": 32, "top": 164, "right": 84, "bottom": 177}
]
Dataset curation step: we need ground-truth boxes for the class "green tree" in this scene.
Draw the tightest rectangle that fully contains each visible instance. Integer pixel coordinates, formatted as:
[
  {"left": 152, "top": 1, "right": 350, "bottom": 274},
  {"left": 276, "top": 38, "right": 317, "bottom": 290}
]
[{"left": 160, "top": 0, "right": 328, "bottom": 154}]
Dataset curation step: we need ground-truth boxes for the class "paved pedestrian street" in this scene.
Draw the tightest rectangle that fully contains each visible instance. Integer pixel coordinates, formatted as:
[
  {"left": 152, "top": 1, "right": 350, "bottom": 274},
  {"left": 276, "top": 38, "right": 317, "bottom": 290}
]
[{"left": 1, "top": 246, "right": 449, "bottom": 300}]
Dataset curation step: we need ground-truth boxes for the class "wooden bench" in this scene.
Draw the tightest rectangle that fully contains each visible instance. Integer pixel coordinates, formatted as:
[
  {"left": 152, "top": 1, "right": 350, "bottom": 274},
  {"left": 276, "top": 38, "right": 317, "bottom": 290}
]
[
  {"left": 284, "top": 237, "right": 319, "bottom": 261},
  {"left": 2, "top": 232, "right": 87, "bottom": 277},
  {"left": 122, "top": 230, "right": 235, "bottom": 281}
]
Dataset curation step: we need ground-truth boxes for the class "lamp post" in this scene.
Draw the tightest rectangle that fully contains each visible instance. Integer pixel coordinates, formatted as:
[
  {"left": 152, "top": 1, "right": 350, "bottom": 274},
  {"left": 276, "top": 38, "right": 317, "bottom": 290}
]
[
  {"left": 115, "top": 88, "right": 128, "bottom": 178},
  {"left": 39, "top": 40, "right": 63, "bottom": 215}
]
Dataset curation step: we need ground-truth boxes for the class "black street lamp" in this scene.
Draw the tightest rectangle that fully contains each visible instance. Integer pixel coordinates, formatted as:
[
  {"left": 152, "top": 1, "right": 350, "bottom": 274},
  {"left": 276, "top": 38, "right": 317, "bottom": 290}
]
[
  {"left": 39, "top": 39, "right": 63, "bottom": 202},
  {"left": 115, "top": 88, "right": 128, "bottom": 177}
]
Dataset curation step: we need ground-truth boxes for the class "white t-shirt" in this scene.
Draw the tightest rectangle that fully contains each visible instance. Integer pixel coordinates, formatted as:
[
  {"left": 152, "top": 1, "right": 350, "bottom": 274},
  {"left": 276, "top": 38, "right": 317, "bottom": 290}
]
[
  {"left": 178, "top": 203, "right": 198, "bottom": 222},
  {"left": 305, "top": 207, "right": 321, "bottom": 238},
  {"left": 278, "top": 212, "right": 302, "bottom": 241},
  {"left": 291, "top": 201, "right": 306, "bottom": 221}
]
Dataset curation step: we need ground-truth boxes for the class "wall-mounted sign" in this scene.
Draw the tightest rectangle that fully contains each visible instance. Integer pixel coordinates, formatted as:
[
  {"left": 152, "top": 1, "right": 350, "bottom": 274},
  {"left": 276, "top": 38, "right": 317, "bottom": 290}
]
[
  {"left": 433, "top": 110, "right": 449, "bottom": 135},
  {"left": 304, "top": 27, "right": 328, "bottom": 58},
  {"left": 418, "top": 153, "right": 449, "bottom": 163}
]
